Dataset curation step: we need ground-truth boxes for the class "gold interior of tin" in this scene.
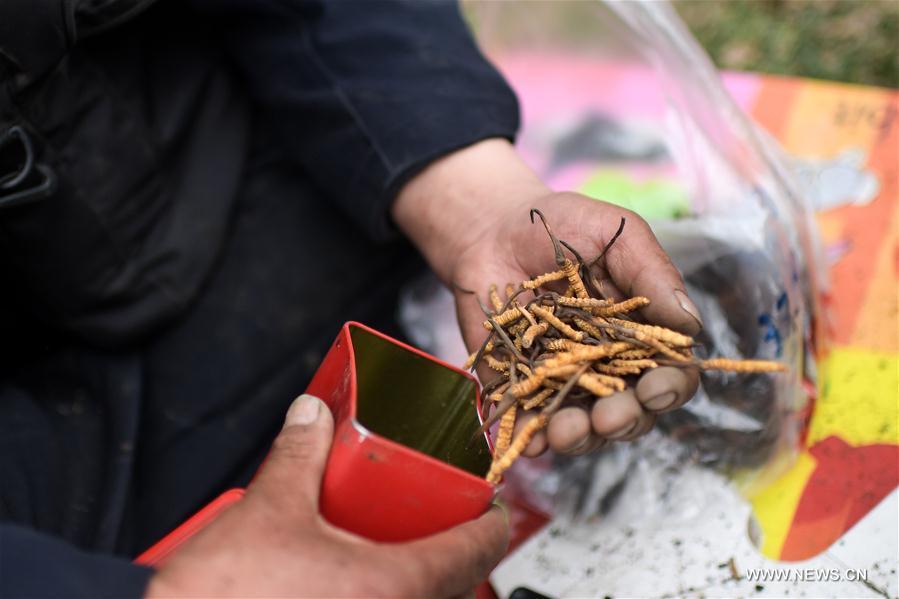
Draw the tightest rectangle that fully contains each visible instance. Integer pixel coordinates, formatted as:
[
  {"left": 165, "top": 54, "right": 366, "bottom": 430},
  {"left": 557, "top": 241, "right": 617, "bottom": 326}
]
[{"left": 351, "top": 327, "right": 491, "bottom": 477}]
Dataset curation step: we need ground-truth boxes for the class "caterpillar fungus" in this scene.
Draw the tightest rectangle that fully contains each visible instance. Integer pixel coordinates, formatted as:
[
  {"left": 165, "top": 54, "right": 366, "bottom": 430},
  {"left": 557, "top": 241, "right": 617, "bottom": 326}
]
[{"left": 463, "top": 210, "right": 786, "bottom": 483}]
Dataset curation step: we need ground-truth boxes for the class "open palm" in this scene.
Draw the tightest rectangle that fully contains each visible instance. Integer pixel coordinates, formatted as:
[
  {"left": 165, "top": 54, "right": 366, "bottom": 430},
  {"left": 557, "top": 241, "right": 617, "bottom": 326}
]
[{"left": 450, "top": 191, "right": 702, "bottom": 456}]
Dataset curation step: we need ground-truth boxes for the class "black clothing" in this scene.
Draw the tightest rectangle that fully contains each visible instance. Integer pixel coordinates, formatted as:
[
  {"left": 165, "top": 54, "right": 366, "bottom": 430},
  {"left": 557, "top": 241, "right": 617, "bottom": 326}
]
[
  {"left": 1, "top": 0, "right": 249, "bottom": 348},
  {"left": 0, "top": 1, "right": 518, "bottom": 597}
]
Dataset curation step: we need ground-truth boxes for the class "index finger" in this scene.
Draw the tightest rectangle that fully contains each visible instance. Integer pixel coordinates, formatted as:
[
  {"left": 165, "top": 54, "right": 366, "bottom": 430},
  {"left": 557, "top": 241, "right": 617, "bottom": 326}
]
[{"left": 393, "top": 504, "right": 510, "bottom": 598}]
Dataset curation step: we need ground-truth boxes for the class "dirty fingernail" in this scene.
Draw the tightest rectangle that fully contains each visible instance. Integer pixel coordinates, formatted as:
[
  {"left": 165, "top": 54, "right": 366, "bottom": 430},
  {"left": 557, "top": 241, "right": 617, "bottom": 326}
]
[
  {"left": 605, "top": 418, "right": 639, "bottom": 440},
  {"left": 563, "top": 434, "right": 592, "bottom": 454},
  {"left": 644, "top": 391, "right": 677, "bottom": 411},
  {"left": 493, "top": 499, "right": 510, "bottom": 526},
  {"left": 674, "top": 289, "right": 703, "bottom": 332},
  {"left": 286, "top": 394, "right": 322, "bottom": 426}
]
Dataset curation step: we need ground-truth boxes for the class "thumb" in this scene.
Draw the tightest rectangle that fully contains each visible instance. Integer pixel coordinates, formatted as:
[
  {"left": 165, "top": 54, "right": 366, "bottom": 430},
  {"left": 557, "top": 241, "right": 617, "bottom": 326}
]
[
  {"left": 597, "top": 208, "right": 702, "bottom": 336},
  {"left": 247, "top": 394, "right": 334, "bottom": 520}
]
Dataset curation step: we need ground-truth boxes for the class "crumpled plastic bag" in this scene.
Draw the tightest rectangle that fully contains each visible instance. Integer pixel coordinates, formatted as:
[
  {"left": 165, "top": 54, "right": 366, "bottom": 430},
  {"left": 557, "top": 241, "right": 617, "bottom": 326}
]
[{"left": 401, "top": 0, "right": 823, "bottom": 515}]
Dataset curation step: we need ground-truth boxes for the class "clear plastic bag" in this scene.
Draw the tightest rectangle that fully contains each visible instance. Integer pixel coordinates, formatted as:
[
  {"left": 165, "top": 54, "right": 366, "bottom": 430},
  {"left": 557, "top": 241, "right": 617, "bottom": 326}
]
[{"left": 403, "top": 0, "right": 823, "bottom": 514}]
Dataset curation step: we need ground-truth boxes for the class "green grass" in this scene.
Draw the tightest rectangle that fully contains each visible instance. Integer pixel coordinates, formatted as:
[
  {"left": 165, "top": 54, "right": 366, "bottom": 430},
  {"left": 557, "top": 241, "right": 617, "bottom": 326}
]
[{"left": 675, "top": 0, "right": 899, "bottom": 89}]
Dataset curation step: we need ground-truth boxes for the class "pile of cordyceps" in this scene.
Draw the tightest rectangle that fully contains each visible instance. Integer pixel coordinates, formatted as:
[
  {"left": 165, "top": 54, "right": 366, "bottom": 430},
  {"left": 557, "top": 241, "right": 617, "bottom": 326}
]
[{"left": 465, "top": 209, "right": 785, "bottom": 484}]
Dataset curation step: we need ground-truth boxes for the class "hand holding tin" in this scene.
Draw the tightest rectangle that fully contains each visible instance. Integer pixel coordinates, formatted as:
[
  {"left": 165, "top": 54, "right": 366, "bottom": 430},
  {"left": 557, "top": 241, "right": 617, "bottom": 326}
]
[{"left": 145, "top": 395, "right": 509, "bottom": 598}]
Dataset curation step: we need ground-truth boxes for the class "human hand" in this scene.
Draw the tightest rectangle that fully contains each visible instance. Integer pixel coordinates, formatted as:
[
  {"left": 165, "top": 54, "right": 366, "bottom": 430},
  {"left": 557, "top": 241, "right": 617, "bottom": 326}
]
[
  {"left": 145, "top": 394, "right": 509, "bottom": 598},
  {"left": 393, "top": 140, "right": 701, "bottom": 457}
]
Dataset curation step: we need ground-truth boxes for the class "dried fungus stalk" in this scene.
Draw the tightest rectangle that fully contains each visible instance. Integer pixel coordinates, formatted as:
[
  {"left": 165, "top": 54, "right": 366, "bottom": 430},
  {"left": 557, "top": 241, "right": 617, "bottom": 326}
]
[{"left": 466, "top": 210, "right": 786, "bottom": 483}]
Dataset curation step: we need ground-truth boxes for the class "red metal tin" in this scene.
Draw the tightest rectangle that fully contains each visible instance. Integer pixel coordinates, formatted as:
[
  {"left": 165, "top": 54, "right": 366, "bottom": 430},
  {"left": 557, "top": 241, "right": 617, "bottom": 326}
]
[
  {"left": 136, "top": 489, "right": 245, "bottom": 566},
  {"left": 313, "top": 322, "right": 494, "bottom": 542},
  {"left": 137, "top": 322, "right": 494, "bottom": 565}
]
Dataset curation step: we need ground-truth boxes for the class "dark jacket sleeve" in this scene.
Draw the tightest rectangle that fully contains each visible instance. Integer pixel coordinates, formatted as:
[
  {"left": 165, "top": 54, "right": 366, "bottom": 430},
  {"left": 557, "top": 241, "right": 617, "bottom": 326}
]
[
  {"left": 0, "top": 524, "right": 153, "bottom": 598},
  {"left": 188, "top": 0, "right": 520, "bottom": 240}
]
